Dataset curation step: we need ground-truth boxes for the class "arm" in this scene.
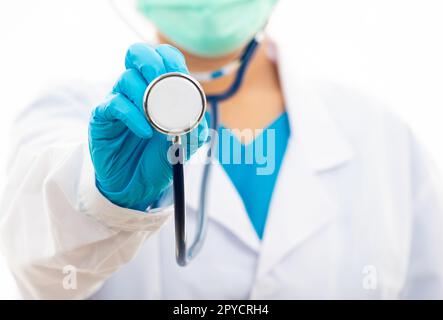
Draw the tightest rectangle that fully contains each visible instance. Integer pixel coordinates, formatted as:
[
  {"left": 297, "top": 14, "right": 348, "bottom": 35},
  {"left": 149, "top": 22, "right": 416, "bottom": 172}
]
[
  {"left": 0, "top": 43, "right": 207, "bottom": 299},
  {"left": 400, "top": 134, "right": 443, "bottom": 299},
  {"left": 0, "top": 86, "right": 172, "bottom": 299}
]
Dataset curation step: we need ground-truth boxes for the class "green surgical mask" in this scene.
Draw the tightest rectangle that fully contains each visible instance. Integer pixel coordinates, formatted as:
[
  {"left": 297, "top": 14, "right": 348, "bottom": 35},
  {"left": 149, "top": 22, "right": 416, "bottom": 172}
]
[{"left": 137, "top": 0, "right": 277, "bottom": 57}]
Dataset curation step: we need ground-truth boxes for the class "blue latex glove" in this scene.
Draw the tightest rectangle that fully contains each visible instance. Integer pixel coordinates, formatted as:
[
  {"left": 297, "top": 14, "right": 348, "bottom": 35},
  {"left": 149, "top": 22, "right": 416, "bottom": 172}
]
[{"left": 89, "top": 43, "right": 208, "bottom": 210}]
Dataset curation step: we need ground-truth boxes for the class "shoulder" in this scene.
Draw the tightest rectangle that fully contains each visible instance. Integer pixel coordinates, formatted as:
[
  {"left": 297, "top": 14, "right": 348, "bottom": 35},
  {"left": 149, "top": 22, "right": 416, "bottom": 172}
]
[
  {"left": 35, "top": 80, "right": 111, "bottom": 109},
  {"left": 17, "top": 80, "right": 112, "bottom": 122},
  {"left": 306, "top": 79, "right": 442, "bottom": 195},
  {"left": 308, "top": 79, "right": 413, "bottom": 153}
]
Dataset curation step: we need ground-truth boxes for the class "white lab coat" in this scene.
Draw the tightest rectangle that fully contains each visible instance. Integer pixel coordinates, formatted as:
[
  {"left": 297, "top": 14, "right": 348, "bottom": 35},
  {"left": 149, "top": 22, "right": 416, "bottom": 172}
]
[{"left": 1, "top": 40, "right": 443, "bottom": 300}]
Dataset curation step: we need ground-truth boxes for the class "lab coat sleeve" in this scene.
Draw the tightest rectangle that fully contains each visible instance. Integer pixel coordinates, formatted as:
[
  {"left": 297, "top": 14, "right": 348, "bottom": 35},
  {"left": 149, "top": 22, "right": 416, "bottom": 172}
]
[
  {"left": 400, "top": 133, "right": 443, "bottom": 299},
  {"left": 0, "top": 86, "right": 173, "bottom": 299}
]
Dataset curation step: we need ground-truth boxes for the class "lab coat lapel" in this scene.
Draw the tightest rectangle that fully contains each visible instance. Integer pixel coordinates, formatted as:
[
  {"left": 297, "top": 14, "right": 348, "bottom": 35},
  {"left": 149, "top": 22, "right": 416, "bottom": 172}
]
[
  {"left": 185, "top": 36, "right": 355, "bottom": 269},
  {"left": 255, "top": 40, "right": 355, "bottom": 278},
  {"left": 185, "top": 149, "right": 261, "bottom": 253},
  {"left": 256, "top": 142, "right": 341, "bottom": 278}
]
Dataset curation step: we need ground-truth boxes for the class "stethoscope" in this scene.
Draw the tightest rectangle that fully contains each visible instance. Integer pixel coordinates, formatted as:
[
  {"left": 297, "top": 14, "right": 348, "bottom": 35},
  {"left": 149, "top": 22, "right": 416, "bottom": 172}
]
[
  {"left": 107, "top": 1, "right": 263, "bottom": 265},
  {"left": 143, "top": 37, "right": 261, "bottom": 266}
]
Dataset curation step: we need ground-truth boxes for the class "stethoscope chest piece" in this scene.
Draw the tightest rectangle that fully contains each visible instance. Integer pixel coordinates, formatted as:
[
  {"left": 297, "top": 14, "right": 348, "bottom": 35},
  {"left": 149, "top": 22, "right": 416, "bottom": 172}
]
[
  {"left": 144, "top": 72, "right": 206, "bottom": 136},
  {"left": 143, "top": 72, "right": 207, "bottom": 266}
]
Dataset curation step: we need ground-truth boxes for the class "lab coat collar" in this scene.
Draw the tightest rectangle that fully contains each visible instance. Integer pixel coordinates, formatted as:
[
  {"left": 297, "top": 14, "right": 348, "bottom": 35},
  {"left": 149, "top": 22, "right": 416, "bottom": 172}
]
[
  {"left": 275, "top": 40, "right": 355, "bottom": 172},
  {"left": 185, "top": 36, "right": 355, "bottom": 273}
]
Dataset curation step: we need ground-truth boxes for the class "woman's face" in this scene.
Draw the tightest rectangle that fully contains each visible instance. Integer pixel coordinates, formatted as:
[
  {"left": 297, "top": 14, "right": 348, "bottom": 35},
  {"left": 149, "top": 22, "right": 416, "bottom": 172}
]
[{"left": 137, "top": 0, "right": 277, "bottom": 58}]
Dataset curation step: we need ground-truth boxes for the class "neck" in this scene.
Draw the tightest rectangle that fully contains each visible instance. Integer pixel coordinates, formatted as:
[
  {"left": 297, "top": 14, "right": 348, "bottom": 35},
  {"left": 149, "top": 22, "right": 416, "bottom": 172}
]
[
  {"left": 157, "top": 33, "right": 285, "bottom": 135},
  {"left": 157, "top": 33, "right": 241, "bottom": 71},
  {"left": 157, "top": 33, "right": 267, "bottom": 95}
]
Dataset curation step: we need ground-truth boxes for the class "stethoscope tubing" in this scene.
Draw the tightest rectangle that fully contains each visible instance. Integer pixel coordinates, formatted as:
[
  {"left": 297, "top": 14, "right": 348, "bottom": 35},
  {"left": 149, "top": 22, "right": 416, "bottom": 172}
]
[
  {"left": 117, "top": 0, "right": 265, "bottom": 264},
  {"left": 171, "top": 100, "right": 218, "bottom": 267},
  {"left": 149, "top": 36, "right": 261, "bottom": 267},
  {"left": 171, "top": 141, "right": 187, "bottom": 266}
]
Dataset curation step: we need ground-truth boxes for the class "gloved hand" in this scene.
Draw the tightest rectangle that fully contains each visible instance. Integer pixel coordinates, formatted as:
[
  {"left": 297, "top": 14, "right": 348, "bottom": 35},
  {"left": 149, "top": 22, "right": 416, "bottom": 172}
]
[{"left": 89, "top": 43, "right": 208, "bottom": 211}]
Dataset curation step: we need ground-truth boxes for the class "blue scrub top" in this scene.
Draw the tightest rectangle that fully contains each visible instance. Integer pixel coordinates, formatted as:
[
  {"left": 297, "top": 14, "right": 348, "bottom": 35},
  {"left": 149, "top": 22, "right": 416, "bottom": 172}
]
[{"left": 218, "top": 112, "right": 291, "bottom": 239}]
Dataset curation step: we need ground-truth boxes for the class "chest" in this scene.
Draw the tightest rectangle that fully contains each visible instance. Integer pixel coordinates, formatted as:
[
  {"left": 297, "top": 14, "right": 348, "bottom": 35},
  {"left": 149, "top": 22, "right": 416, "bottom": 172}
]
[
  {"left": 154, "top": 204, "right": 410, "bottom": 299},
  {"left": 93, "top": 152, "right": 413, "bottom": 300},
  {"left": 217, "top": 87, "right": 285, "bottom": 143},
  {"left": 153, "top": 153, "right": 412, "bottom": 299}
]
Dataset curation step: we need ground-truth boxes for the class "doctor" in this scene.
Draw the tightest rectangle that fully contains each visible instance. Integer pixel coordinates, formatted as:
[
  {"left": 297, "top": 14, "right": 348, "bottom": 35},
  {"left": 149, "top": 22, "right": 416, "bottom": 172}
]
[{"left": 1, "top": 0, "right": 443, "bottom": 299}]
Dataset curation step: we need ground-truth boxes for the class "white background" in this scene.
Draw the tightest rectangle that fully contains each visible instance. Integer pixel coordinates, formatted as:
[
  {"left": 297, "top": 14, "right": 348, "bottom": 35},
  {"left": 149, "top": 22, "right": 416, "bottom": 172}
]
[{"left": 0, "top": 0, "right": 442, "bottom": 299}]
